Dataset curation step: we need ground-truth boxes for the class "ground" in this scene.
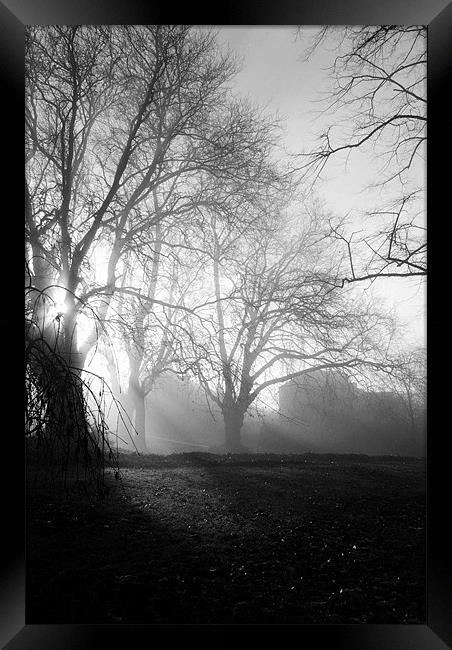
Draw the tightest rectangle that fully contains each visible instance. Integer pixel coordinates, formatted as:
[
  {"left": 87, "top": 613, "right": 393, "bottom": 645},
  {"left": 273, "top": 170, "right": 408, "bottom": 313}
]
[{"left": 26, "top": 452, "right": 425, "bottom": 624}]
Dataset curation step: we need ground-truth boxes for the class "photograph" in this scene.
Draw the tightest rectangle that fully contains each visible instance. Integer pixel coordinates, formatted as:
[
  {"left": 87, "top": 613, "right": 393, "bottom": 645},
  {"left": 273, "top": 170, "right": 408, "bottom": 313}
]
[
  {"left": 1, "top": 3, "right": 446, "bottom": 646},
  {"left": 24, "top": 23, "right": 428, "bottom": 626}
]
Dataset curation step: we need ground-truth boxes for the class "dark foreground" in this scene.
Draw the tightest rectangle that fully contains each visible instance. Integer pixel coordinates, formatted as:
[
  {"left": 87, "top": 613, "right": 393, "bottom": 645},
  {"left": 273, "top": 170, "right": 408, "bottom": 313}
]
[{"left": 26, "top": 452, "right": 425, "bottom": 624}]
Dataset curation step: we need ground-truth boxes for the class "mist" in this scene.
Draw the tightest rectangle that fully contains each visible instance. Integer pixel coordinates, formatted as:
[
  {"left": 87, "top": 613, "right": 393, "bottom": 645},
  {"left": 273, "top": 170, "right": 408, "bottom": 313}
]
[
  {"left": 24, "top": 25, "right": 426, "bottom": 630},
  {"left": 96, "top": 367, "right": 425, "bottom": 457}
]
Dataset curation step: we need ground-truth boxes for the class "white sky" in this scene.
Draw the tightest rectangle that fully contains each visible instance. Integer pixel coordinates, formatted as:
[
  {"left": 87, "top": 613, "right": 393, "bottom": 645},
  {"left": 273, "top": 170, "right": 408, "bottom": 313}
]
[{"left": 212, "top": 26, "right": 426, "bottom": 350}]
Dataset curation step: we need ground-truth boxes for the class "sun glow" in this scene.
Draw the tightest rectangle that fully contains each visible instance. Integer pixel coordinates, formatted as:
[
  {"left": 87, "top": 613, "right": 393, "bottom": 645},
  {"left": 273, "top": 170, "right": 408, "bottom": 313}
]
[
  {"left": 50, "top": 301, "right": 69, "bottom": 318},
  {"left": 43, "top": 287, "right": 70, "bottom": 322}
]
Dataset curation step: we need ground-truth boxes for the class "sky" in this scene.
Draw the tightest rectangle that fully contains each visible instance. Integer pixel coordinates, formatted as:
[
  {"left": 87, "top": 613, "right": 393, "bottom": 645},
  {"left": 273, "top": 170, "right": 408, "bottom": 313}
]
[{"left": 211, "top": 26, "right": 426, "bottom": 350}]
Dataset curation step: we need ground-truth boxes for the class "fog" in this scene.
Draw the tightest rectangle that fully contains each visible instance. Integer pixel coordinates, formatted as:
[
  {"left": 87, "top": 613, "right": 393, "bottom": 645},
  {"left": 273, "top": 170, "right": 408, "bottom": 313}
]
[
  {"left": 95, "top": 368, "right": 425, "bottom": 457},
  {"left": 24, "top": 25, "right": 428, "bottom": 631},
  {"left": 26, "top": 25, "right": 426, "bottom": 458}
]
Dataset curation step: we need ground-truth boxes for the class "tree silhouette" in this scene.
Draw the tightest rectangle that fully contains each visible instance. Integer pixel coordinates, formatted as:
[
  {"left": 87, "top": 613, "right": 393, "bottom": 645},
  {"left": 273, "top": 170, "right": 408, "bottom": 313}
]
[{"left": 296, "top": 26, "right": 426, "bottom": 283}]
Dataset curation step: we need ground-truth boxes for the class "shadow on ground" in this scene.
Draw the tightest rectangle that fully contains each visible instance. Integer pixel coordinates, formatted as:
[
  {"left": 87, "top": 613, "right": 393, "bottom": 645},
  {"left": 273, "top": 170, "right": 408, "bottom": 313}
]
[{"left": 26, "top": 452, "right": 426, "bottom": 624}]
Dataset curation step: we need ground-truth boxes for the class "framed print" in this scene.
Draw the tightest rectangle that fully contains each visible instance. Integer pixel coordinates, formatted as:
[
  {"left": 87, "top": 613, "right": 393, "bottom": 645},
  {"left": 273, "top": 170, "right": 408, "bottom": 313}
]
[{"left": 3, "top": 0, "right": 451, "bottom": 648}]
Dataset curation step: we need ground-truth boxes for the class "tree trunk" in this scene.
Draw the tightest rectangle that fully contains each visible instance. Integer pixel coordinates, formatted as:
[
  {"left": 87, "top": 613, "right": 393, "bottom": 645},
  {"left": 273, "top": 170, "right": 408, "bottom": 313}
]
[
  {"left": 103, "top": 345, "right": 130, "bottom": 448},
  {"left": 61, "top": 297, "right": 79, "bottom": 362},
  {"left": 223, "top": 406, "right": 246, "bottom": 453},
  {"left": 129, "top": 383, "right": 148, "bottom": 454},
  {"left": 112, "top": 391, "right": 127, "bottom": 445}
]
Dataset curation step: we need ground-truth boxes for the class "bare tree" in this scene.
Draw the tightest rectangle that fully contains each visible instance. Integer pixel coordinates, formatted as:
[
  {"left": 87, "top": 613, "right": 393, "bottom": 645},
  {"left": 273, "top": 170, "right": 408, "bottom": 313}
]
[
  {"left": 107, "top": 221, "right": 199, "bottom": 453},
  {"left": 25, "top": 25, "right": 247, "bottom": 366},
  {"left": 90, "top": 95, "right": 280, "bottom": 452},
  {"left": 382, "top": 347, "right": 426, "bottom": 438},
  {"left": 25, "top": 26, "right": 282, "bottom": 450},
  {"left": 180, "top": 202, "right": 397, "bottom": 451},
  {"left": 295, "top": 26, "right": 426, "bottom": 283}
]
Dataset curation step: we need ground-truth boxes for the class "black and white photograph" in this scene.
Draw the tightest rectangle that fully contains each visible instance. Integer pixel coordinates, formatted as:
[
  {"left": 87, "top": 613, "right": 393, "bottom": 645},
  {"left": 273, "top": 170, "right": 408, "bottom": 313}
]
[{"left": 23, "top": 22, "right": 430, "bottom": 632}]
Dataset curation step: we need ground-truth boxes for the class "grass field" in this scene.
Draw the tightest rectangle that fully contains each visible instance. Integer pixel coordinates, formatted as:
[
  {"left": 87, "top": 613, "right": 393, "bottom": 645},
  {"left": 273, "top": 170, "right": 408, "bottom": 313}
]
[{"left": 26, "top": 452, "right": 426, "bottom": 624}]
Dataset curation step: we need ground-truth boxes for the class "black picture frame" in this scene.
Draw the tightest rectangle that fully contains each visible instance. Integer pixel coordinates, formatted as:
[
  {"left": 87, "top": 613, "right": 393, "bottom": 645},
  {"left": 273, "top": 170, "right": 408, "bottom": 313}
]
[{"left": 4, "top": 1, "right": 451, "bottom": 647}]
